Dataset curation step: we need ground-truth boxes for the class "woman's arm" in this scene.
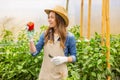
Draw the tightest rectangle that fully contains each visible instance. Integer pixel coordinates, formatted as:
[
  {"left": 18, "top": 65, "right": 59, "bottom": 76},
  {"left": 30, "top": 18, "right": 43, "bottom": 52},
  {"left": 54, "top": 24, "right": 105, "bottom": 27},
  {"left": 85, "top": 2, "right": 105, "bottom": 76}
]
[
  {"left": 68, "top": 32, "right": 77, "bottom": 62},
  {"left": 30, "top": 32, "right": 44, "bottom": 56},
  {"left": 51, "top": 32, "right": 76, "bottom": 65},
  {"left": 29, "top": 40, "right": 37, "bottom": 53},
  {"left": 67, "top": 56, "right": 74, "bottom": 62}
]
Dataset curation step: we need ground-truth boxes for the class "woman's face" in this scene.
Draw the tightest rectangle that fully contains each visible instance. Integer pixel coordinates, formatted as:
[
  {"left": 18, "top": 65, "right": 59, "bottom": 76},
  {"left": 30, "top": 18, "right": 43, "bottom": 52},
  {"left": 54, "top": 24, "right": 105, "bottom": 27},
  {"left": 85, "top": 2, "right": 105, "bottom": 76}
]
[{"left": 48, "top": 11, "right": 57, "bottom": 28}]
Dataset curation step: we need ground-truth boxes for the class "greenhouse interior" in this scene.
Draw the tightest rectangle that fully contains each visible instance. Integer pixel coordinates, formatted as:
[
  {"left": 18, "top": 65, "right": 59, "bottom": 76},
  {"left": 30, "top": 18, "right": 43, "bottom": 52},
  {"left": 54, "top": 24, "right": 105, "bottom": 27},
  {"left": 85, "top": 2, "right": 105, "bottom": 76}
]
[{"left": 0, "top": 0, "right": 120, "bottom": 80}]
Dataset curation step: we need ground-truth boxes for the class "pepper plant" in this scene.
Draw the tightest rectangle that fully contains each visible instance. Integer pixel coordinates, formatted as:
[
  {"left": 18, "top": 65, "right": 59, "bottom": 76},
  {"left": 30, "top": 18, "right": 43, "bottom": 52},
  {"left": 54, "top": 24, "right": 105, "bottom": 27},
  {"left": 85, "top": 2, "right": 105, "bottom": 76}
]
[{"left": 0, "top": 25, "right": 120, "bottom": 80}]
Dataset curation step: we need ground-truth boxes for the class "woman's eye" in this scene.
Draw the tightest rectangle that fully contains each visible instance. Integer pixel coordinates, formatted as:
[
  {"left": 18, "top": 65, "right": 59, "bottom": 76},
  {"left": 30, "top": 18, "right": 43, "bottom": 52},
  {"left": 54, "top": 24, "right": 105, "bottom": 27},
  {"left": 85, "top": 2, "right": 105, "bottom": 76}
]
[{"left": 48, "top": 16, "right": 50, "bottom": 19}]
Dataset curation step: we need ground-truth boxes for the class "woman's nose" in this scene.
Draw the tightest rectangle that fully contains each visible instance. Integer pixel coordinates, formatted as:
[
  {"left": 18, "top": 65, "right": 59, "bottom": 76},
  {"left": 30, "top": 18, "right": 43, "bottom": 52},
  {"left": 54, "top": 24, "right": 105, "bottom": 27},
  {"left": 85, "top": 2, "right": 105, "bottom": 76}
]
[{"left": 48, "top": 18, "right": 51, "bottom": 23}]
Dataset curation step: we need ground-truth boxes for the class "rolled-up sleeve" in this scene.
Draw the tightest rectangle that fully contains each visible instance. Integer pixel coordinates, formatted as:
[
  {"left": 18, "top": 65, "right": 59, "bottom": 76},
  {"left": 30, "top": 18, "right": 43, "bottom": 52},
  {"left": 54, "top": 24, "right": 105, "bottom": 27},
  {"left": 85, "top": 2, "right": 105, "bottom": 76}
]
[
  {"left": 68, "top": 33, "right": 77, "bottom": 62},
  {"left": 32, "top": 32, "right": 44, "bottom": 56}
]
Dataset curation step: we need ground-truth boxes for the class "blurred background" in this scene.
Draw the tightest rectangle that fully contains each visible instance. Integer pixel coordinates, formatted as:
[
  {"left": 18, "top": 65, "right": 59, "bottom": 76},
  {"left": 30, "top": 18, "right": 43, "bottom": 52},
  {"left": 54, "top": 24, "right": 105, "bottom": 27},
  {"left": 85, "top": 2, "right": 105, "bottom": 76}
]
[{"left": 0, "top": 0, "right": 120, "bottom": 38}]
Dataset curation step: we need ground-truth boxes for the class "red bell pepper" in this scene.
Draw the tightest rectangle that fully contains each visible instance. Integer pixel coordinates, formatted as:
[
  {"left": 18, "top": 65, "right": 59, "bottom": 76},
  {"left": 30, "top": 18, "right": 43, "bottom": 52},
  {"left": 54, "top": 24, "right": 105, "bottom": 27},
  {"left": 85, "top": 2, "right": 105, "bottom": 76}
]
[{"left": 27, "top": 22, "right": 34, "bottom": 31}]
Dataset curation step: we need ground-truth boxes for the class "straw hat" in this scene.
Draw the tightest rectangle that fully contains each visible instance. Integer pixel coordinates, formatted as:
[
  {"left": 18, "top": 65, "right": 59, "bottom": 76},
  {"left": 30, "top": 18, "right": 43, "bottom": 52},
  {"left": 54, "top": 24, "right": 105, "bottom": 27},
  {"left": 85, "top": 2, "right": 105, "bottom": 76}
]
[{"left": 44, "top": 5, "right": 69, "bottom": 27}]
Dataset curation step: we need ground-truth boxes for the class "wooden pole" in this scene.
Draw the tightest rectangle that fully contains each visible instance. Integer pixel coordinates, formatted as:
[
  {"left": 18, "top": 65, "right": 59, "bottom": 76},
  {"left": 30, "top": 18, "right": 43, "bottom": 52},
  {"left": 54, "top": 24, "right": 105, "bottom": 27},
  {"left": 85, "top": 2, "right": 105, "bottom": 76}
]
[
  {"left": 87, "top": 0, "right": 91, "bottom": 39},
  {"left": 66, "top": 0, "right": 69, "bottom": 12},
  {"left": 80, "top": 0, "right": 84, "bottom": 39},
  {"left": 105, "top": 0, "right": 111, "bottom": 80},
  {"left": 101, "top": 0, "right": 105, "bottom": 45}
]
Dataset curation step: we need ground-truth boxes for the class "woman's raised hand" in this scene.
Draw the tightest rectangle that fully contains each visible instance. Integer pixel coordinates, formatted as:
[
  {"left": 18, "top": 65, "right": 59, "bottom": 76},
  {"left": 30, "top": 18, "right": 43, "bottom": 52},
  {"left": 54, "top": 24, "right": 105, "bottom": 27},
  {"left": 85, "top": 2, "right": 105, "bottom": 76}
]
[{"left": 26, "top": 22, "right": 35, "bottom": 41}]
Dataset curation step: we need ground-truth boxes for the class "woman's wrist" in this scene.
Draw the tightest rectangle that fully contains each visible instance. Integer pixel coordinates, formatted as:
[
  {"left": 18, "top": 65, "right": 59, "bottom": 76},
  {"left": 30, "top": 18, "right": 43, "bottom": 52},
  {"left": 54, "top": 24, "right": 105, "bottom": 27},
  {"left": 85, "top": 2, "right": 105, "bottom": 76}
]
[
  {"left": 29, "top": 38, "right": 34, "bottom": 42},
  {"left": 67, "top": 55, "right": 76, "bottom": 62},
  {"left": 67, "top": 56, "right": 73, "bottom": 62}
]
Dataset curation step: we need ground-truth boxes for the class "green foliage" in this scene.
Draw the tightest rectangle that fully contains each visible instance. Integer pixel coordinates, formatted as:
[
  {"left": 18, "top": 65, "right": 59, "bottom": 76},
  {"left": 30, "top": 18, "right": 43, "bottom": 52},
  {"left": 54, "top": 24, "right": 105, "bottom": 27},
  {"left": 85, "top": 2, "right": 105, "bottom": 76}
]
[
  {"left": 0, "top": 29, "right": 43, "bottom": 80},
  {"left": 69, "top": 25, "right": 80, "bottom": 40},
  {"left": 0, "top": 25, "right": 120, "bottom": 80},
  {"left": 68, "top": 25, "right": 120, "bottom": 80},
  {"left": 110, "top": 34, "right": 120, "bottom": 79}
]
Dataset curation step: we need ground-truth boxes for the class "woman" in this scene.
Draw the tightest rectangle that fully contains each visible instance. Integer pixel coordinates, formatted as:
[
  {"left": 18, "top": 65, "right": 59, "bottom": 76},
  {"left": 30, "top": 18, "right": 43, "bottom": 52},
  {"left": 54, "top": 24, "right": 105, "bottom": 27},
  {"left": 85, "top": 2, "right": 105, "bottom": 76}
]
[{"left": 27, "top": 5, "right": 76, "bottom": 80}]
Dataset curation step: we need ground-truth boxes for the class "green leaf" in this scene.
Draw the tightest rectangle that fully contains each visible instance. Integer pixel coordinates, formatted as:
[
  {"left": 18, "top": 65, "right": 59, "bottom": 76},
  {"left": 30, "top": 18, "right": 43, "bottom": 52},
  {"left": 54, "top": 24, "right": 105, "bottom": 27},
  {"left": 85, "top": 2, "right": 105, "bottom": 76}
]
[
  {"left": 83, "top": 55, "right": 89, "bottom": 59},
  {"left": 91, "top": 72, "right": 96, "bottom": 77},
  {"left": 82, "top": 74, "right": 87, "bottom": 80},
  {"left": 88, "top": 64, "right": 93, "bottom": 68},
  {"left": 97, "top": 73, "right": 102, "bottom": 80},
  {"left": 111, "top": 48, "right": 117, "bottom": 53},
  {"left": 97, "top": 59, "right": 102, "bottom": 65},
  {"left": 17, "top": 65, "right": 23, "bottom": 70},
  {"left": 116, "top": 68, "right": 120, "bottom": 73},
  {"left": 21, "top": 69, "right": 28, "bottom": 73},
  {"left": 28, "top": 69, "right": 35, "bottom": 76},
  {"left": 94, "top": 48, "right": 99, "bottom": 53}
]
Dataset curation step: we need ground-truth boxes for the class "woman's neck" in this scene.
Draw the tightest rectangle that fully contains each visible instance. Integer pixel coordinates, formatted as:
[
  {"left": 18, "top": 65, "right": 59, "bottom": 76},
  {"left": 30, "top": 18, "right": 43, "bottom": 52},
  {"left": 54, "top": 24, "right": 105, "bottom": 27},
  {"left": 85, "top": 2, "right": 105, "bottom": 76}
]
[{"left": 54, "top": 27, "right": 58, "bottom": 34}]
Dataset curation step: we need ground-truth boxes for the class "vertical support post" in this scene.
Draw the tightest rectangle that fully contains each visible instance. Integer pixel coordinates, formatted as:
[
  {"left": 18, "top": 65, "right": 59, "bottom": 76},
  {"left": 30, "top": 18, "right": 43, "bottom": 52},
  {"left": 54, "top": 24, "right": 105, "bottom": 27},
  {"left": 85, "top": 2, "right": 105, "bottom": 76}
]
[
  {"left": 80, "top": 0, "right": 84, "bottom": 39},
  {"left": 101, "top": 0, "right": 105, "bottom": 45},
  {"left": 87, "top": 0, "right": 91, "bottom": 39},
  {"left": 105, "top": 0, "right": 111, "bottom": 80},
  {"left": 66, "top": 0, "right": 69, "bottom": 12}
]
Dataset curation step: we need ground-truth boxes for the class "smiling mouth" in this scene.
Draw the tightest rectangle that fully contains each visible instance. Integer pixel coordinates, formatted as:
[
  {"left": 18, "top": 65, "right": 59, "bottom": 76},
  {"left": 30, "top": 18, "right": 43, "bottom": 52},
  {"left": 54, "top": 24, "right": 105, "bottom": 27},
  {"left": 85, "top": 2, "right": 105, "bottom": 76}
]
[{"left": 50, "top": 23, "right": 52, "bottom": 25}]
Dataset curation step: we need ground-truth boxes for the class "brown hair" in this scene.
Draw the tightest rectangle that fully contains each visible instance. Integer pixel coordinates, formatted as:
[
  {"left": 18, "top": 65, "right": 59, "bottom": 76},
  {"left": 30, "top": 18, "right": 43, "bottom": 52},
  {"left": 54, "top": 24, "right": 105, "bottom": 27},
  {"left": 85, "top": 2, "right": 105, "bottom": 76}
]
[{"left": 44, "top": 12, "right": 67, "bottom": 49}]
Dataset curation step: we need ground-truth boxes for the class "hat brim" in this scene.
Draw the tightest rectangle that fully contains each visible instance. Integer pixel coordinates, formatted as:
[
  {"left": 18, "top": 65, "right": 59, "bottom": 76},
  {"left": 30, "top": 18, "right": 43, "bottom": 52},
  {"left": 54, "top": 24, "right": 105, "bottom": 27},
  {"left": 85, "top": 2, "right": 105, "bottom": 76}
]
[{"left": 44, "top": 9, "right": 69, "bottom": 27}]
